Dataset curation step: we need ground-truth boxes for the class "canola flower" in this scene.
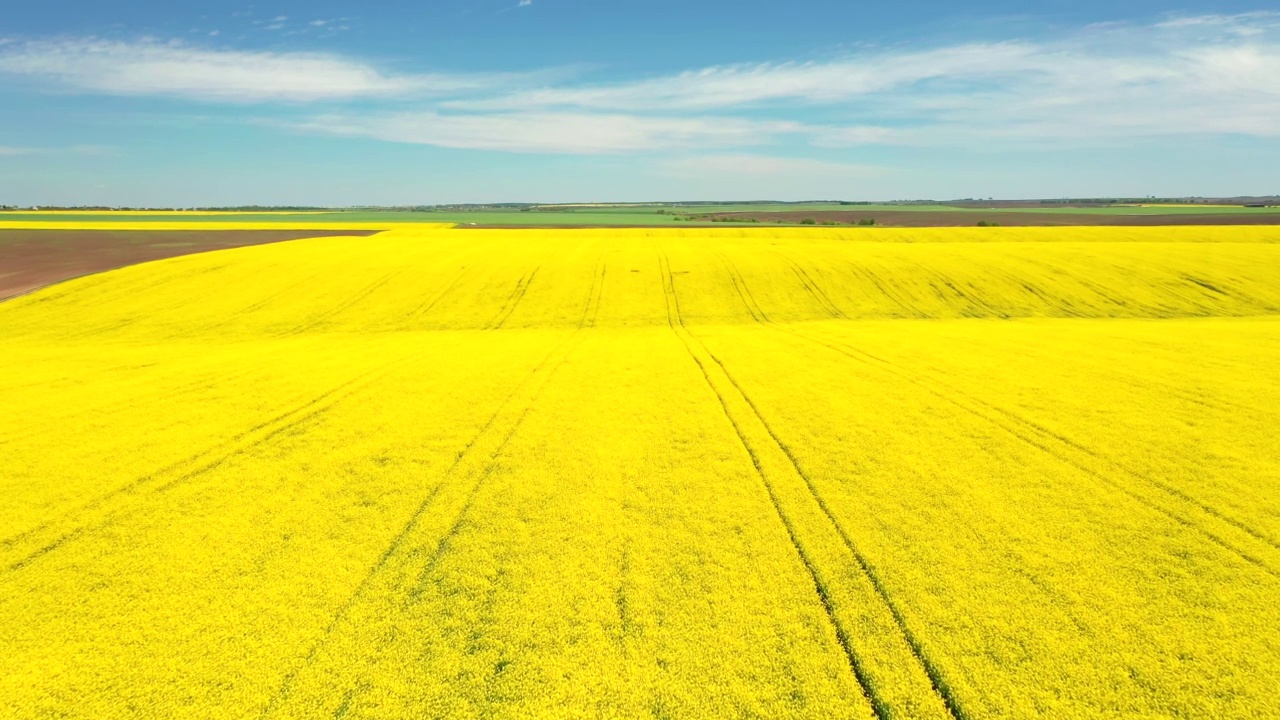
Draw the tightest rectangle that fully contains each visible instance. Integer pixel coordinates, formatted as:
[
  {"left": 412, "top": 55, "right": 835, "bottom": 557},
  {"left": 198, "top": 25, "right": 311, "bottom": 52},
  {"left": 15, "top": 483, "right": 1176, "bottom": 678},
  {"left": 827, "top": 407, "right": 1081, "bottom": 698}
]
[{"left": 1, "top": 227, "right": 1279, "bottom": 718}]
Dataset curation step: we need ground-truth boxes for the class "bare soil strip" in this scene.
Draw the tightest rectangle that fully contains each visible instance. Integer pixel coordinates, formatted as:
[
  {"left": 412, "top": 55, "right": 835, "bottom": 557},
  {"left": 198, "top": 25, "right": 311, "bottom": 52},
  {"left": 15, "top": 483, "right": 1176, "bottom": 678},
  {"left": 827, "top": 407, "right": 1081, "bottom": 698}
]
[{"left": 0, "top": 230, "right": 377, "bottom": 301}]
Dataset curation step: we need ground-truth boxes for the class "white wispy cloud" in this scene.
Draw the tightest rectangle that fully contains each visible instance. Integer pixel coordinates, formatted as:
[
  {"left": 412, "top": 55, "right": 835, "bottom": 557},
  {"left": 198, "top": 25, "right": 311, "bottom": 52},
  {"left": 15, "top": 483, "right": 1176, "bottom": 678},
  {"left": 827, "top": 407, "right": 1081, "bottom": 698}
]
[
  {"left": 443, "top": 43, "right": 1039, "bottom": 112},
  {"left": 1155, "top": 11, "right": 1278, "bottom": 32},
  {"left": 296, "top": 112, "right": 802, "bottom": 154},
  {"left": 285, "top": 13, "right": 1280, "bottom": 153},
  {"left": 0, "top": 146, "right": 37, "bottom": 156},
  {"left": 438, "top": 12, "right": 1280, "bottom": 144},
  {"left": 0, "top": 38, "right": 500, "bottom": 102},
  {"left": 1, "top": 14, "right": 1277, "bottom": 154}
]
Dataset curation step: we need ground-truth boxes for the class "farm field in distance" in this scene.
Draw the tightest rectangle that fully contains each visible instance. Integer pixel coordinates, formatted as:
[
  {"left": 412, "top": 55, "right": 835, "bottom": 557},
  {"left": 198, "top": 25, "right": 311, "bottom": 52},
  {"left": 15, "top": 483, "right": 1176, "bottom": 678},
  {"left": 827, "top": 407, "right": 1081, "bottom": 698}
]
[
  {"left": 5, "top": 198, "right": 1280, "bottom": 229},
  {"left": 2, "top": 222, "right": 1280, "bottom": 717}
]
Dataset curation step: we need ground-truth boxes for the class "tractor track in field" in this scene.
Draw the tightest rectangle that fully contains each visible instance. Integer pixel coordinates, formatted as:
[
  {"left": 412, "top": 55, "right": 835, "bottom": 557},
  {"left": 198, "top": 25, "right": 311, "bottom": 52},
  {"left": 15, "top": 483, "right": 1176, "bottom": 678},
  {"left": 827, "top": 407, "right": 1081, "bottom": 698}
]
[
  {"left": 399, "top": 258, "right": 606, "bottom": 603},
  {"left": 578, "top": 258, "right": 608, "bottom": 329},
  {"left": 703, "top": 252, "right": 1280, "bottom": 574},
  {"left": 486, "top": 255, "right": 552, "bottom": 330},
  {"left": 483, "top": 272, "right": 533, "bottom": 330},
  {"left": 398, "top": 387, "right": 548, "bottom": 605},
  {"left": 679, "top": 336, "right": 892, "bottom": 720},
  {"left": 259, "top": 335, "right": 577, "bottom": 716},
  {"left": 662, "top": 251, "right": 962, "bottom": 720},
  {"left": 1, "top": 345, "right": 437, "bottom": 574},
  {"left": 408, "top": 265, "right": 472, "bottom": 321},
  {"left": 175, "top": 268, "right": 334, "bottom": 335},
  {"left": 708, "top": 260, "right": 966, "bottom": 719},
  {"left": 714, "top": 252, "right": 769, "bottom": 324},
  {"left": 945, "top": 328, "right": 1277, "bottom": 421},
  {"left": 260, "top": 261, "right": 607, "bottom": 717},
  {"left": 774, "top": 323, "right": 1280, "bottom": 577},
  {"left": 0, "top": 363, "right": 269, "bottom": 449},
  {"left": 769, "top": 249, "right": 847, "bottom": 320},
  {"left": 713, "top": 270, "right": 1280, "bottom": 623},
  {"left": 661, "top": 255, "right": 888, "bottom": 715},
  {"left": 279, "top": 270, "right": 403, "bottom": 337}
]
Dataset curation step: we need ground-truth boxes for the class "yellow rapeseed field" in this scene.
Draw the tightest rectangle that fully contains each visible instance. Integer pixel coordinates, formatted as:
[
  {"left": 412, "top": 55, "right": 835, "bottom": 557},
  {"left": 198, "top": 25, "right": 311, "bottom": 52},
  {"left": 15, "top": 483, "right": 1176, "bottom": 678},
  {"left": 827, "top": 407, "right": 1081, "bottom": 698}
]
[{"left": 2, "top": 226, "right": 1279, "bottom": 718}]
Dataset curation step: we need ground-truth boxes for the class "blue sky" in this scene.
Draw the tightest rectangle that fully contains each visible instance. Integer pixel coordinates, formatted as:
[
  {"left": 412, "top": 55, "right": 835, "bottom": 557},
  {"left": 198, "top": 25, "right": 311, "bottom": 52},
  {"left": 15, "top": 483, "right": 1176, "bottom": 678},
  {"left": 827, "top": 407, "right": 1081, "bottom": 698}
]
[{"left": 1, "top": 1, "right": 1277, "bottom": 205}]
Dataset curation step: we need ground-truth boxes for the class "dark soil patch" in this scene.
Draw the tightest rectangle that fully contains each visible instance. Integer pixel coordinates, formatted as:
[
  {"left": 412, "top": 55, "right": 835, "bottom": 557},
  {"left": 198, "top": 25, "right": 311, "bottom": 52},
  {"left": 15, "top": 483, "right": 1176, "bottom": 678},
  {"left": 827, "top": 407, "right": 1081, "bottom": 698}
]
[
  {"left": 0, "top": 230, "right": 377, "bottom": 301},
  {"left": 698, "top": 211, "right": 1280, "bottom": 227},
  {"left": 459, "top": 224, "right": 678, "bottom": 229}
]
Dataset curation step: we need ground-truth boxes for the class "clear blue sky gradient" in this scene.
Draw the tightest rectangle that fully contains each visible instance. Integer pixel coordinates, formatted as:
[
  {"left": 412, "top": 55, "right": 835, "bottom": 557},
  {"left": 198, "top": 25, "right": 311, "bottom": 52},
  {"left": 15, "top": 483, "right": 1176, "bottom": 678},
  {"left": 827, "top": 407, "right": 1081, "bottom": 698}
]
[{"left": 1, "top": 1, "right": 1277, "bottom": 205}]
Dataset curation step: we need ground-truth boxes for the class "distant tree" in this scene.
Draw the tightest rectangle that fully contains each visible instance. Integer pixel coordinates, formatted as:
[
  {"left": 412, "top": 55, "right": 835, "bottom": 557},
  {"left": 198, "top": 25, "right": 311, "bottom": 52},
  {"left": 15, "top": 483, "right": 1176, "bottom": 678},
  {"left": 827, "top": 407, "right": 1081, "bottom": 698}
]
[
  {"left": 801, "top": 218, "right": 817, "bottom": 225},
  {"left": 859, "top": 218, "right": 876, "bottom": 226}
]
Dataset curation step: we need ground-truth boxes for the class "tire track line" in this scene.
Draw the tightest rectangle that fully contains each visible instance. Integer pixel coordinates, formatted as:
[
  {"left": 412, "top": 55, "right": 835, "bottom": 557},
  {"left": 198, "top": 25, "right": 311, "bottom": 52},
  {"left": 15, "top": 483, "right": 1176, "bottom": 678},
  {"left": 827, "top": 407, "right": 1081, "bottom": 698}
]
[
  {"left": 962, "top": 328, "right": 1273, "bottom": 421},
  {"left": 259, "top": 332, "right": 581, "bottom": 717},
  {"left": 409, "top": 265, "right": 472, "bottom": 320},
  {"left": 694, "top": 325, "right": 968, "bottom": 720},
  {"left": 770, "top": 249, "right": 846, "bottom": 320},
  {"left": 661, "top": 251, "right": 956, "bottom": 720},
  {"left": 699, "top": 255, "right": 966, "bottom": 719},
  {"left": 485, "top": 272, "right": 533, "bottom": 330},
  {"left": 714, "top": 252, "right": 768, "bottom": 323},
  {"left": 279, "top": 270, "right": 402, "bottom": 337},
  {"left": 487, "top": 258, "right": 551, "bottom": 331},
  {"left": 779, "top": 324, "right": 1280, "bottom": 577},
  {"left": 2, "top": 344, "right": 437, "bottom": 573},
  {"left": 578, "top": 257, "right": 608, "bottom": 329},
  {"left": 3, "top": 371, "right": 366, "bottom": 547},
  {"left": 716, "top": 254, "right": 1280, "bottom": 569},
  {"left": 262, "top": 267, "right": 599, "bottom": 715},
  {"left": 0, "top": 362, "right": 267, "bottom": 449}
]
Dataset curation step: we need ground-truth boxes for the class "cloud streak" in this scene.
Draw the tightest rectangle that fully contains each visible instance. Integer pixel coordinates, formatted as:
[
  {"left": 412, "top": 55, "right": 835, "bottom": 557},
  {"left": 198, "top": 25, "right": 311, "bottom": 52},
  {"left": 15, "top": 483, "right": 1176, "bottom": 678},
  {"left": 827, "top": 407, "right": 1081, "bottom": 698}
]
[
  {"left": 0, "top": 38, "right": 499, "bottom": 102},
  {"left": 443, "top": 43, "right": 1041, "bottom": 112},
  {"left": 437, "top": 12, "right": 1280, "bottom": 146},
  {"left": 1, "top": 14, "right": 1278, "bottom": 154},
  {"left": 297, "top": 112, "right": 803, "bottom": 154}
]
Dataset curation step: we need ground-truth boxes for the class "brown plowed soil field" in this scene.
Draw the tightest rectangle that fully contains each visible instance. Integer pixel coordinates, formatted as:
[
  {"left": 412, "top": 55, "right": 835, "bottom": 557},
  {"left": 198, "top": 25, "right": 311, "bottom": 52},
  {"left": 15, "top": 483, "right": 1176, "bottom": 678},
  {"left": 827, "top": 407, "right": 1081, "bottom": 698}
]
[
  {"left": 701, "top": 211, "right": 1280, "bottom": 227},
  {"left": 0, "top": 229, "right": 377, "bottom": 301}
]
